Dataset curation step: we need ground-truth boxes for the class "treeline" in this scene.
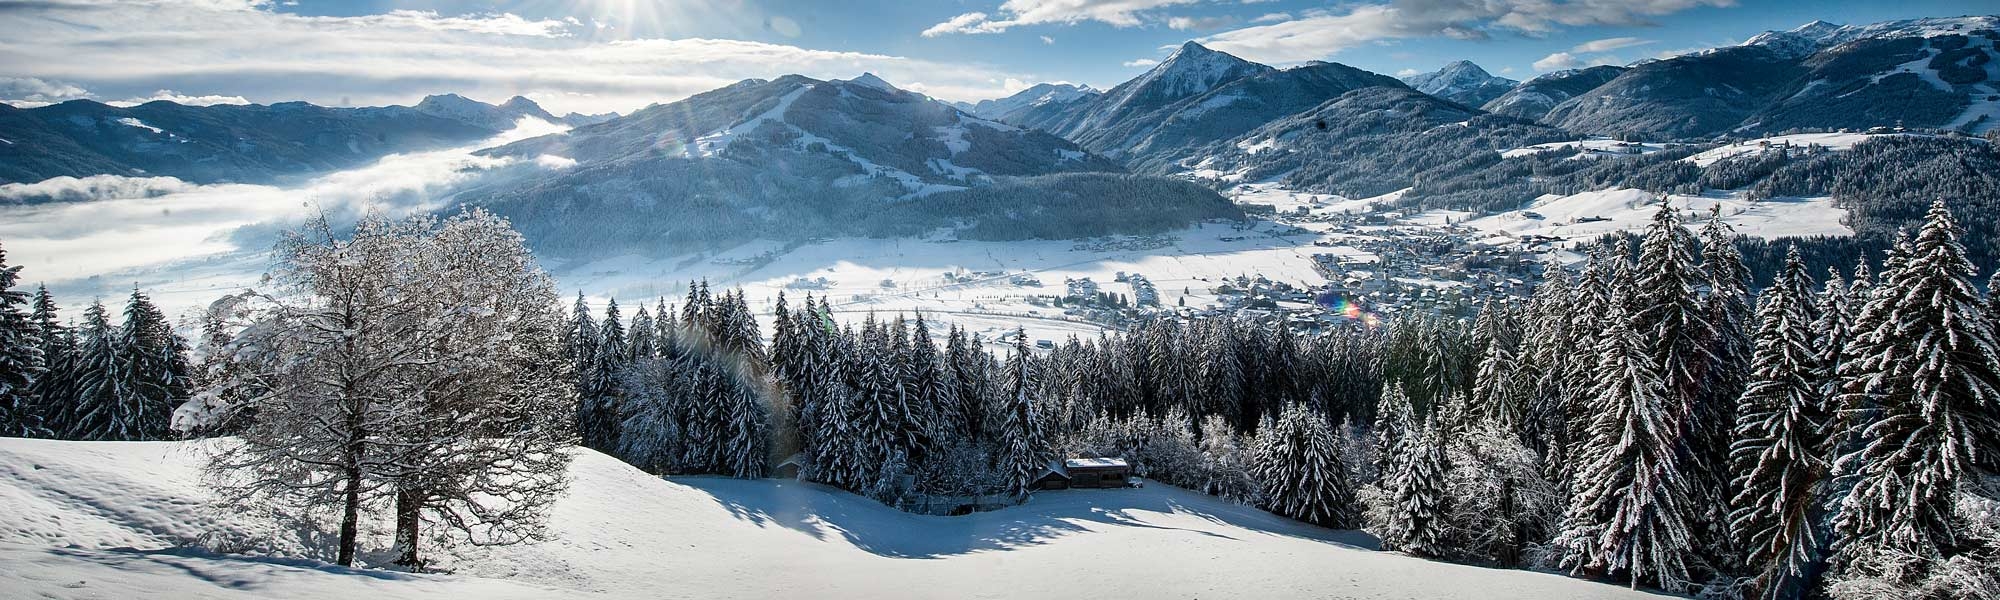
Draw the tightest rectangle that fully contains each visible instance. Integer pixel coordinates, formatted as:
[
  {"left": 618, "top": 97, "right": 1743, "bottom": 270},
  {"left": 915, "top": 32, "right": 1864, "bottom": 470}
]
[
  {"left": 0, "top": 243, "right": 191, "bottom": 441},
  {"left": 565, "top": 200, "right": 2000, "bottom": 598}
]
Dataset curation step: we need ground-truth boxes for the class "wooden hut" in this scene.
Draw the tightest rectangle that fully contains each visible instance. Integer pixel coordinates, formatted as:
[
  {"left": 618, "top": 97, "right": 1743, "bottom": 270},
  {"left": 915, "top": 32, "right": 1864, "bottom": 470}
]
[{"left": 1030, "top": 458, "right": 1134, "bottom": 491}]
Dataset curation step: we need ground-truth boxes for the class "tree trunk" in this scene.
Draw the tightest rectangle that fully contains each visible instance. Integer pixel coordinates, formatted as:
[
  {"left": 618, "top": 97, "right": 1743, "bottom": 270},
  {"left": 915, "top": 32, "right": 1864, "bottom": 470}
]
[
  {"left": 394, "top": 488, "right": 423, "bottom": 570},
  {"left": 337, "top": 462, "right": 361, "bottom": 566}
]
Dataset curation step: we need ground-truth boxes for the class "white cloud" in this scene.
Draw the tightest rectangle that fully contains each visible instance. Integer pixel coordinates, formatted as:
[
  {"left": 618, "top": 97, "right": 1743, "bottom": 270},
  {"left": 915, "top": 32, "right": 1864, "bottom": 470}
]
[
  {"left": 1199, "top": 0, "right": 1733, "bottom": 64},
  {"left": 923, "top": 0, "right": 1203, "bottom": 36},
  {"left": 1532, "top": 51, "right": 1625, "bottom": 71},
  {"left": 1040, "top": 35, "right": 1056, "bottom": 44},
  {"left": 110, "top": 90, "right": 253, "bottom": 107},
  {"left": 1167, "top": 15, "right": 1237, "bottom": 31},
  {"left": 1123, "top": 58, "right": 1160, "bottom": 67},
  {"left": 1395, "top": 68, "right": 1421, "bottom": 77},
  {"left": 1571, "top": 36, "right": 1653, "bottom": 53},
  {"left": 1250, "top": 12, "right": 1291, "bottom": 24},
  {"left": 0, "top": 77, "right": 91, "bottom": 106},
  {"left": 1532, "top": 52, "right": 1585, "bottom": 71},
  {"left": 5, "top": 2, "right": 1035, "bottom": 114}
]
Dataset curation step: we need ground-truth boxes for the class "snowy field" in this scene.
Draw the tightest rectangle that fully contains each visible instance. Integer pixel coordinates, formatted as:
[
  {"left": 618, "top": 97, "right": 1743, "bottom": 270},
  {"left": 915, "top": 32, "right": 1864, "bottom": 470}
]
[
  {"left": 1460, "top": 188, "right": 1852, "bottom": 242},
  {"left": 0, "top": 438, "right": 1674, "bottom": 599}
]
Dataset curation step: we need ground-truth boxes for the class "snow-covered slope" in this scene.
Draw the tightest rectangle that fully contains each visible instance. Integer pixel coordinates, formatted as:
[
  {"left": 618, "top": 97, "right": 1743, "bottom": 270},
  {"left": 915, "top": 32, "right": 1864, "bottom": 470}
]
[
  {"left": 1400, "top": 60, "right": 1518, "bottom": 108},
  {"left": 0, "top": 438, "right": 1672, "bottom": 599},
  {"left": 1461, "top": 188, "right": 1852, "bottom": 243}
]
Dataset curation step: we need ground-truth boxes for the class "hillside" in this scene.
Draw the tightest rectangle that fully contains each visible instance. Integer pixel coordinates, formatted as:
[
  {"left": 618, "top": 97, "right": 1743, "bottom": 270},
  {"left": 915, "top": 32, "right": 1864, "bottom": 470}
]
[
  {"left": 1542, "top": 16, "right": 2000, "bottom": 139},
  {"left": 461, "top": 74, "right": 1234, "bottom": 254},
  {"left": 0, "top": 437, "right": 1674, "bottom": 599}
]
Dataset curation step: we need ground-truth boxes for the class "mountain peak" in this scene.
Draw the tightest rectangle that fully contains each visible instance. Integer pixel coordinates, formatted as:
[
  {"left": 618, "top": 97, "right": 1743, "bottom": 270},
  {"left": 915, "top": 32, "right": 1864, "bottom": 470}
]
[
  {"left": 847, "top": 72, "right": 898, "bottom": 92},
  {"left": 500, "top": 95, "right": 543, "bottom": 111}
]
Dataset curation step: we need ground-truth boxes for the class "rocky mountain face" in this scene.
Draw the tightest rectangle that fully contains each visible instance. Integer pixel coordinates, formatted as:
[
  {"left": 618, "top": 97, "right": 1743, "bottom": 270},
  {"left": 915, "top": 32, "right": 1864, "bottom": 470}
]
[
  {"left": 0, "top": 99, "right": 497, "bottom": 184},
  {"left": 1401, "top": 61, "right": 1518, "bottom": 108}
]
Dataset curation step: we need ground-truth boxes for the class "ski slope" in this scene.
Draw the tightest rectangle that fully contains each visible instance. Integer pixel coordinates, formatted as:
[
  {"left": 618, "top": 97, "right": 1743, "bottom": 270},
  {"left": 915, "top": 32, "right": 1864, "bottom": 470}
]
[{"left": 0, "top": 438, "right": 1675, "bottom": 599}]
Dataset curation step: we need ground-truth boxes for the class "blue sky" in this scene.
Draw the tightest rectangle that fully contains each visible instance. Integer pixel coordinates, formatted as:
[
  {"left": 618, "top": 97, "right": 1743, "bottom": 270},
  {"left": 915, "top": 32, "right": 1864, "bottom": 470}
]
[{"left": 1, "top": 0, "right": 1993, "bottom": 114}]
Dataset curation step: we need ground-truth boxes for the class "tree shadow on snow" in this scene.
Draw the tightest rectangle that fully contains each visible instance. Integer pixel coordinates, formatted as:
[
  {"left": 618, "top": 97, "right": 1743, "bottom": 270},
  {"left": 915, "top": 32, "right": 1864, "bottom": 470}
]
[
  {"left": 48, "top": 545, "right": 420, "bottom": 590},
  {"left": 674, "top": 476, "right": 1378, "bottom": 559}
]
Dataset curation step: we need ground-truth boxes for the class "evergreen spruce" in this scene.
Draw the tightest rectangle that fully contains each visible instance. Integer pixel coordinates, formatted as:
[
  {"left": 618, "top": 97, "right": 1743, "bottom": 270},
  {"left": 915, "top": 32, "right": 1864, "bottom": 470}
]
[
  {"left": 1255, "top": 402, "right": 1359, "bottom": 528},
  {"left": 0, "top": 243, "right": 40, "bottom": 436},
  {"left": 1556, "top": 292, "right": 1698, "bottom": 591},
  {"left": 1383, "top": 420, "right": 1451, "bottom": 557},
  {"left": 1831, "top": 200, "right": 2000, "bottom": 585},
  {"left": 1728, "top": 247, "right": 1830, "bottom": 599}
]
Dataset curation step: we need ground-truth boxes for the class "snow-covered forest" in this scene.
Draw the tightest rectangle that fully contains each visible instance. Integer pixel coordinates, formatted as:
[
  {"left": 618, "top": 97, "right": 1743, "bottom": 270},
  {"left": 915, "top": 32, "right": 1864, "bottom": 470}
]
[{"left": 6, "top": 196, "right": 1995, "bottom": 598}]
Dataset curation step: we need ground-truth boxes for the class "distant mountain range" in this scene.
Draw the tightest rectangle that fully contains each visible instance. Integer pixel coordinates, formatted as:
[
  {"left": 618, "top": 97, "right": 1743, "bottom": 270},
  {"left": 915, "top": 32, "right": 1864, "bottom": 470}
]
[
  {"left": 2, "top": 14, "right": 1996, "bottom": 254},
  {"left": 0, "top": 94, "right": 614, "bottom": 185}
]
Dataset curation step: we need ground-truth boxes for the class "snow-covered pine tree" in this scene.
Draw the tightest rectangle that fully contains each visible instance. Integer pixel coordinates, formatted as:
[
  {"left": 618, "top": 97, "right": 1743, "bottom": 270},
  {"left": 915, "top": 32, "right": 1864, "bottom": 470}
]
[
  {"left": 566, "top": 292, "right": 596, "bottom": 393},
  {"left": 0, "top": 242, "right": 41, "bottom": 437},
  {"left": 1728, "top": 246, "right": 1830, "bottom": 599},
  {"left": 67, "top": 301, "right": 123, "bottom": 441},
  {"left": 1382, "top": 420, "right": 1451, "bottom": 557},
  {"left": 1471, "top": 306, "right": 1527, "bottom": 436},
  {"left": 578, "top": 299, "right": 627, "bottom": 452},
  {"left": 1556, "top": 288, "right": 1698, "bottom": 592},
  {"left": 1830, "top": 200, "right": 2000, "bottom": 588},
  {"left": 808, "top": 373, "right": 863, "bottom": 489},
  {"left": 1373, "top": 383, "right": 1415, "bottom": 484},
  {"left": 905, "top": 314, "right": 946, "bottom": 455},
  {"left": 1255, "top": 401, "right": 1359, "bottom": 528},
  {"left": 107, "top": 288, "right": 183, "bottom": 441},
  {"left": 23, "top": 286, "right": 70, "bottom": 437},
  {"left": 722, "top": 370, "right": 771, "bottom": 479},
  {"left": 1631, "top": 200, "right": 1727, "bottom": 572},
  {"left": 1813, "top": 268, "right": 1852, "bottom": 403},
  {"left": 629, "top": 305, "right": 656, "bottom": 362},
  {"left": 999, "top": 328, "right": 1047, "bottom": 496}
]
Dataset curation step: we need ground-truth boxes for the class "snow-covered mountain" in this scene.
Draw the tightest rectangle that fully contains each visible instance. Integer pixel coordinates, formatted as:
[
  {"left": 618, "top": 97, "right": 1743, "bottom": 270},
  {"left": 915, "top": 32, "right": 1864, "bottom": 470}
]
[
  {"left": 466, "top": 73, "right": 1230, "bottom": 253},
  {"left": 1479, "top": 66, "right": 1627, "bottom": 121},
  {"left": 1000, "top": 42, "right": 1407, "bottom": 173},
  {"left": 1032, "top": 42, "right": 1275, "bottom": 145},
  {"left": 969, "top": 83, "right": 1100, "bottom": 124},
  {"left": 414, "top": 93, "right": 615, "bottom": 131},
  {"left": 1544, "top": 15, "right": 2000, "bottom": 139},
  {"left": 1400, "top": 61, "right": 1518, "bottom": 108}
]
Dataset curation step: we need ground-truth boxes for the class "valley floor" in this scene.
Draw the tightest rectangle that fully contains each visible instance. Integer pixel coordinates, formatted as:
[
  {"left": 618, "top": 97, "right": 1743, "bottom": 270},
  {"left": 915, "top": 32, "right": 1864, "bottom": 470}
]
[{"left": 0, "top": 437, "right": 1673, "bottom": 599}]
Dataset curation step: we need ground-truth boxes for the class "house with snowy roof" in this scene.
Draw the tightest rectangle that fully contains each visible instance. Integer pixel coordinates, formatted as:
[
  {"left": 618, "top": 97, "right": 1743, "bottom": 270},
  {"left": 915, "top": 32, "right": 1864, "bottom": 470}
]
[{"left": 1030, "top": 458, "right": 1135, "bottom": 490}]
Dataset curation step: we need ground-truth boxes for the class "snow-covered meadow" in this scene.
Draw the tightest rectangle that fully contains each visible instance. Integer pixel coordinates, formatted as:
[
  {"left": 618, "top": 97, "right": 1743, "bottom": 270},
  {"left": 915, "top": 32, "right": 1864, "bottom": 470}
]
[{"left": 0, "top": 437, "right": 1673, "bottom": 600}]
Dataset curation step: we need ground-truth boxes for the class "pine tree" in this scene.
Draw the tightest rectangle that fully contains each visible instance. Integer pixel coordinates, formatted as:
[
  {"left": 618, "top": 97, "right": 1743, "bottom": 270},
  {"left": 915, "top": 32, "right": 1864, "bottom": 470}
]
[
  {"left": 67, "top": 301, "right": 123, "bottom": 440},
  {"left": 0, "top": 242, "right": 41, "bottom": 437},
  {"left": 629, "top": 306, "right": 657, "bottom": 362},
  {"left": 579, "top": 299, "right": 627, "bottom": 451},
  {"left": 1831, "top": 200, "right": 2000, "bottom": 585},
  {"left": 106, "top": 288, "right": 182, "bottom": 440},
  {"left": 1556, "top": 292, "right": 1698, "bottom": 591},
  {"left": 1372, "top": 383, "right": 1415, "bottom": 483},
  {"left": 1471, "top": 307, "right": 1527, "bottom": 435},
  {"left": 1254, "top": 401, "right": 1359, "bottom": 528},
  {"left": 566, "top": 292, "right": 596, "bottom": 393},
  {"left": 999, "top": 329, "right": 1046, "bottom": 496},
  {"left": 1631, "top": 201, "right": 1727, "bottom": 572},
  {"left": 1728, "top": 246, "right": 1830, "bottom": 599},
  {"left": 23, "top": 286, "right": 69, "bottom": 437},
  {"left": 1383, "top": 420, "right": 1451, "bottom": 557}
]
